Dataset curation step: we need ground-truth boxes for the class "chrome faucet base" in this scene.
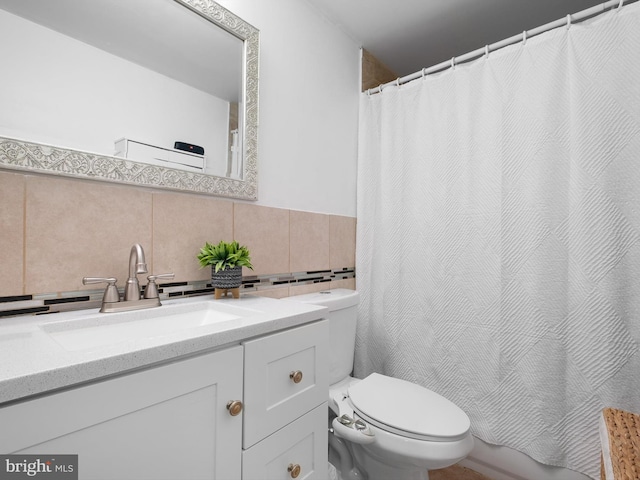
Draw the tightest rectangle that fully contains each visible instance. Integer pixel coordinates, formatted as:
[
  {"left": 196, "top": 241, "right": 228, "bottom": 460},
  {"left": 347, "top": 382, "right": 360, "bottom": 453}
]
[
  {"left": 87, "top": 244, "right": 173, "bottom": 313},
  {"left": 100, "top": 297, "right": 161, "bottom": 313}
]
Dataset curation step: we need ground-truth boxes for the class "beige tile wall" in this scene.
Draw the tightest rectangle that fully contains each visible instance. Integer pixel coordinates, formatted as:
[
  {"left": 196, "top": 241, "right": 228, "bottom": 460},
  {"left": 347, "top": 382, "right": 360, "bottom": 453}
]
[
  {"left": 0, "top": 171, "right": 24, "bottom": 295},
  {"left": 0, "top": 171, "right": 355, "bottom": 298}
]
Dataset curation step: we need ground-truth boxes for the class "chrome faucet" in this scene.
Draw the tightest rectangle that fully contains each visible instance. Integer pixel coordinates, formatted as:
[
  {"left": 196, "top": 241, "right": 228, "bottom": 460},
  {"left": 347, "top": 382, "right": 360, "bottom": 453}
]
[
  {"left": 83, "top": 243, "right": 174, "bottom": 313},
  {"left": 124, "top": 243, "right": 148, "bottom": 301}
]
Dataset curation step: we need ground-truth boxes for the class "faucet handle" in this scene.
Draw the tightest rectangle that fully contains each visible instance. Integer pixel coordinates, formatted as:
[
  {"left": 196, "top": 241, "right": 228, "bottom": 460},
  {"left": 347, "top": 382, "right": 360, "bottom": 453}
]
[
  {"left": 83, "top": 277, "right": 120, "bottom": 304},
  {"left": 144, "top": 273, "right": 175, "bottom": 299}
]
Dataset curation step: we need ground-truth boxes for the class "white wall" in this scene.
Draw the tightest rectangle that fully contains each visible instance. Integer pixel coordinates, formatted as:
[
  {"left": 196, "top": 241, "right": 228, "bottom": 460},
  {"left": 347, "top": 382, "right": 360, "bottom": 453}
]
[
  {"left": 0, "top": 10, "right": 230, "bottom": 179},
  {"left": 216, "top": 0, "right": 361, "bottom": 217}
]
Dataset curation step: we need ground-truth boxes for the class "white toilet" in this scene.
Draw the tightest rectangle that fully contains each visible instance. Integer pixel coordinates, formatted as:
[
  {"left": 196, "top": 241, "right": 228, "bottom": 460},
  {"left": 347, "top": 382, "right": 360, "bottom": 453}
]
[{"left": 285, "top": 289, "right": 474, "bottom": 480}]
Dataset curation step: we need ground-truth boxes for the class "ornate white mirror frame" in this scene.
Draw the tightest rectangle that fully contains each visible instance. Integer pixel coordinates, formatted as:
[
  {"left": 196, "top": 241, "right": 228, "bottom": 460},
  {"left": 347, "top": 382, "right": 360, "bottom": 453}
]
[{"left": 0, "top": 0, "right": 259, "bottom": 200}]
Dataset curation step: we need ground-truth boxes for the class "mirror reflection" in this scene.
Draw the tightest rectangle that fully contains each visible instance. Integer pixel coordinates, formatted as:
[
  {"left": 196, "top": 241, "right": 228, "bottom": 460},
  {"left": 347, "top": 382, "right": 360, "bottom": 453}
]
[{"left": 0, "top": 0, "right": 258, "bottom": 199}]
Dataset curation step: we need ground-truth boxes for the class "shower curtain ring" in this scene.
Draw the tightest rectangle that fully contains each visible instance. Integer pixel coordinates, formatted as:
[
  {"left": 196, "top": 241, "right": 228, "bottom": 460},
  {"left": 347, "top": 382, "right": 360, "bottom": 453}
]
[
  {"left": 451, "top": 57, "right": 456, "bottom": 69},
  {"left": 618, "top": 0, "right": 625, "bottom": 9},
  {"left": 522, "top": 30, "right": 527, "bottom": 45},
  {"left": 485, "top": 45, "right": 490, "bottom": 58},
  {"left": 566, "top": 14, "right": 572, "bottom": 29},
  {"left": 422, "top": 68, "right": 427, "bottom": 79},
  {"left": 396, "top": 78, "right": 400, "bottom": 87}
]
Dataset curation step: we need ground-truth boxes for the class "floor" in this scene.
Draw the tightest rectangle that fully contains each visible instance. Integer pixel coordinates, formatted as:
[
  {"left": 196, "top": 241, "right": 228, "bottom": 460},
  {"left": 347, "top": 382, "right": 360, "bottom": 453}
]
[{"left": 430, "top": 464, "right": 493, "bottom": 480}]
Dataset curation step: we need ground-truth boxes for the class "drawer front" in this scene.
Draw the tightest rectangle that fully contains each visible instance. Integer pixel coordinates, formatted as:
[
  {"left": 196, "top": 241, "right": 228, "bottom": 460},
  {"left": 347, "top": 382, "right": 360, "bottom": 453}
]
[
  {"left": 242, "top": 402, "right": 328, "bottom": 480},
  {"left": 243, "top": 320, "right": 329, "bottom": 448}
]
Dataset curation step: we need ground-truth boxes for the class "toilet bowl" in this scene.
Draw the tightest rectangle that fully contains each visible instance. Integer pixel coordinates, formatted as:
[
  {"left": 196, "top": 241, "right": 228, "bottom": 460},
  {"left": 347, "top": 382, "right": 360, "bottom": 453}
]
[
  {"left": 330, "top": 374, "right": 474, "bottom": 479},
  {"left": 283, "top": 289, "right": 474, "bottom": 480}
]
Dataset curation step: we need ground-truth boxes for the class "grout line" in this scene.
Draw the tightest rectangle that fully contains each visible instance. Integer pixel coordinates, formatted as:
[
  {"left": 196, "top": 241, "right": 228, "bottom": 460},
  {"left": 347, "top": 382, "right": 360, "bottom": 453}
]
[{"left": 22, "top": 176, "right": 27, "bottom": 296}]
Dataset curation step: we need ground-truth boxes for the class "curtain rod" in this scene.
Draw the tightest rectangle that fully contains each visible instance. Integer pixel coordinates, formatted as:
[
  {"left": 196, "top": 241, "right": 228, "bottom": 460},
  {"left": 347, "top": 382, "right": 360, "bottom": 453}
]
[{"left": 367, "top": 0, "right": 631, "bottom": 95}]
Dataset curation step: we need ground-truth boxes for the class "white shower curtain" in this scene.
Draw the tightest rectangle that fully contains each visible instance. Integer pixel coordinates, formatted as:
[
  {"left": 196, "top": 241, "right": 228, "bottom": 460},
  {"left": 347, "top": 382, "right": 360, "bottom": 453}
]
[{"left": 355, "top": 4, "right": 640, "bottom": 479}]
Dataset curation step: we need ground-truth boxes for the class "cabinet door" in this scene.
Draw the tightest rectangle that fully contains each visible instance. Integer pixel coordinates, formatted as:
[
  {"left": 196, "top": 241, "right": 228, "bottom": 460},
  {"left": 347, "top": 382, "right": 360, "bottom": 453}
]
[
  {"left": 242, "top": 403, "right": 328, "bottom": 480},
  {"left": 243, "top": 320, "right": 329, "bottom": 448},
  {"left": 0, "top": 346, "right": 243, "bottom": 480}
]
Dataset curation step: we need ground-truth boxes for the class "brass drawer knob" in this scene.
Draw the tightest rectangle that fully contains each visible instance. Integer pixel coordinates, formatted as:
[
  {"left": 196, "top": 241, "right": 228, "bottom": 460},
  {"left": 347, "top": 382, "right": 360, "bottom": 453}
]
[
  {"left": 287, "top": 463, "right": 301, "bottom": 478},
  {"left": 226, "top": 400, "right": 243, "bottom": 416},
  {"left": 289, "top": 370, "right": 303, "bottom": 384}
]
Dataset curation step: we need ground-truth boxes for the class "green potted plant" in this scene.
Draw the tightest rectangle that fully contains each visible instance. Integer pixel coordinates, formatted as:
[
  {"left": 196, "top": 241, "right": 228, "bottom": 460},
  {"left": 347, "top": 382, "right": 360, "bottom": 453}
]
[{"left": 197, "top": 240, "right": 253, "bottom": 298}]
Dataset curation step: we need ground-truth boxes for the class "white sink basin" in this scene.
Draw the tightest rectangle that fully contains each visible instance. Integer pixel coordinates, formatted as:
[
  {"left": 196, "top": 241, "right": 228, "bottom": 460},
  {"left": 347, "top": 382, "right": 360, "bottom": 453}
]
[{"left": 39, "top": 301, "right": 260, "bottom": 351}]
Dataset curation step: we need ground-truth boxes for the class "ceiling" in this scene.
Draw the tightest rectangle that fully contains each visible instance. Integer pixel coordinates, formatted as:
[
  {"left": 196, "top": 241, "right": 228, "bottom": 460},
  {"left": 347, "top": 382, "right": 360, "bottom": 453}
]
[{"left": 305, "top": 0, "right": 611, "bottom": 77}]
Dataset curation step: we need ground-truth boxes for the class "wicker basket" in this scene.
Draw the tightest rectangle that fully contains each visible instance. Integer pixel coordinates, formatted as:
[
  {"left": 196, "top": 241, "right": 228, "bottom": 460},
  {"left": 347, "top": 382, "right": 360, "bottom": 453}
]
[{"left": 601, "top": 407, "right": 640, "bottom": 480}]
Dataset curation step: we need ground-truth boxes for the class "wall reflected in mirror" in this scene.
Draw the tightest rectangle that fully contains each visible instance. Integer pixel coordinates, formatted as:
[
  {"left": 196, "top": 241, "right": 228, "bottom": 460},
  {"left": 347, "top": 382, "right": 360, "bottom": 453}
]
[{"left": 0, "top": 0, "right": 253, "bottom": 184}]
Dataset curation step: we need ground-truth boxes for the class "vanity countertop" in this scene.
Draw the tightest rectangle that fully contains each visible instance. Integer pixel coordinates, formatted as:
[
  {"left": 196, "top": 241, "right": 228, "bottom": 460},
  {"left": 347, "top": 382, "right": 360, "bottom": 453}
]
[{"left": 0, "top": 294, "right": 327, "bottom": 405}]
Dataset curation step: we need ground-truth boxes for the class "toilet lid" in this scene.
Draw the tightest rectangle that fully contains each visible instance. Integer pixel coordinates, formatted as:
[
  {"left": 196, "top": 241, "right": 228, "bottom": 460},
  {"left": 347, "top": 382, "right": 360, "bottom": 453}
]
[{"left": 348, "top": 373, "right": 471, "bottom": 442}]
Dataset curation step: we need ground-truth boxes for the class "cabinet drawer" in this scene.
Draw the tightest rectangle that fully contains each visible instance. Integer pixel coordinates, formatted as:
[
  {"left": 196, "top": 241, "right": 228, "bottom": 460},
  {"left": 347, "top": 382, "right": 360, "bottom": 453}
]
[
  {"left": 243, "top": 320, "right": 329, "bottom": 448},
  {"left": 242, "top": 402, "right": 328, "bottom": 480}
]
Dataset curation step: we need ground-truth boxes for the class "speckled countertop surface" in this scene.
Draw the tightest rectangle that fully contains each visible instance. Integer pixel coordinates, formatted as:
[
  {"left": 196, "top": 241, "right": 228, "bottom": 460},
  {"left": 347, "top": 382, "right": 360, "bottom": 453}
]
[{"left": 0, "top": 294, "right": 327, "bottom": 405}]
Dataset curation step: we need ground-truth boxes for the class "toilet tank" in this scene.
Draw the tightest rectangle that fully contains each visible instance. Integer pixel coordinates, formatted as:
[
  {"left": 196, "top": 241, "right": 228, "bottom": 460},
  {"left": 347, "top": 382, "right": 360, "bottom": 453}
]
[{"left": 283, "top": 289, "right": 359, "bottom": 385}]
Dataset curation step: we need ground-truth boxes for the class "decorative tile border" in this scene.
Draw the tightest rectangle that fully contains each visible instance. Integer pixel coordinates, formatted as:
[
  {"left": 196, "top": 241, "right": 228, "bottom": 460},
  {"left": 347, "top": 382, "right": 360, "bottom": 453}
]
[{"left": 0, "top": 268, "right": 355, "bottom": 319}]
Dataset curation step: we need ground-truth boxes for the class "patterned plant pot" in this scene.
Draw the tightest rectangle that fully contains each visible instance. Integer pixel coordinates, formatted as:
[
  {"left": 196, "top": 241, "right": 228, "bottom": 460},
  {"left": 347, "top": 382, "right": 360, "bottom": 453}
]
[{"left": 211, "top": 265, "right": 243, "bottom": 289}]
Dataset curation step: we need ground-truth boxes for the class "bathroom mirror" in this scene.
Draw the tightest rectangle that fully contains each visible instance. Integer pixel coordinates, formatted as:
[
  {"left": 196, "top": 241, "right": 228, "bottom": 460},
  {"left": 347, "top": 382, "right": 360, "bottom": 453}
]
[{"left": 0, "top": 0, "right": 259, "bottom": 200}]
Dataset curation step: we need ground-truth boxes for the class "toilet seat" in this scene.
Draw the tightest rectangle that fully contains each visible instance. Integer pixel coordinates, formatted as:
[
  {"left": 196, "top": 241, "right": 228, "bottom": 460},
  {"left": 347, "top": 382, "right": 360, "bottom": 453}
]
[{"left": 348, "top": 373, "right": 471, "bottom": 442}]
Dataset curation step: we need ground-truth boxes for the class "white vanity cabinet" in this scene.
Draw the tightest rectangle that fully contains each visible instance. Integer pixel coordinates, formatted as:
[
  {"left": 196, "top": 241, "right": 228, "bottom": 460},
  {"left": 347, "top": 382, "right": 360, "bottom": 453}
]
[
  {"left": 0, "top": 345, "right": 244, "bottom": 480},
  {"left": 242, "top": 403, "right": 327, "bottom": 479},
  {"left": 242, "top": 320, "right": 329, "bottom": 479},
  {"left": 0, "top": 319, "right": 329, "bottom": 479}
]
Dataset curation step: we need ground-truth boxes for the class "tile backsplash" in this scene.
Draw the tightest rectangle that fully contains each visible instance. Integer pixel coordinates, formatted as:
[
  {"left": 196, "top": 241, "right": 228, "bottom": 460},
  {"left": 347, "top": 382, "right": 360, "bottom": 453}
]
[{"left": 0, "top": 171, "right": 356, "bottom": 317}]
